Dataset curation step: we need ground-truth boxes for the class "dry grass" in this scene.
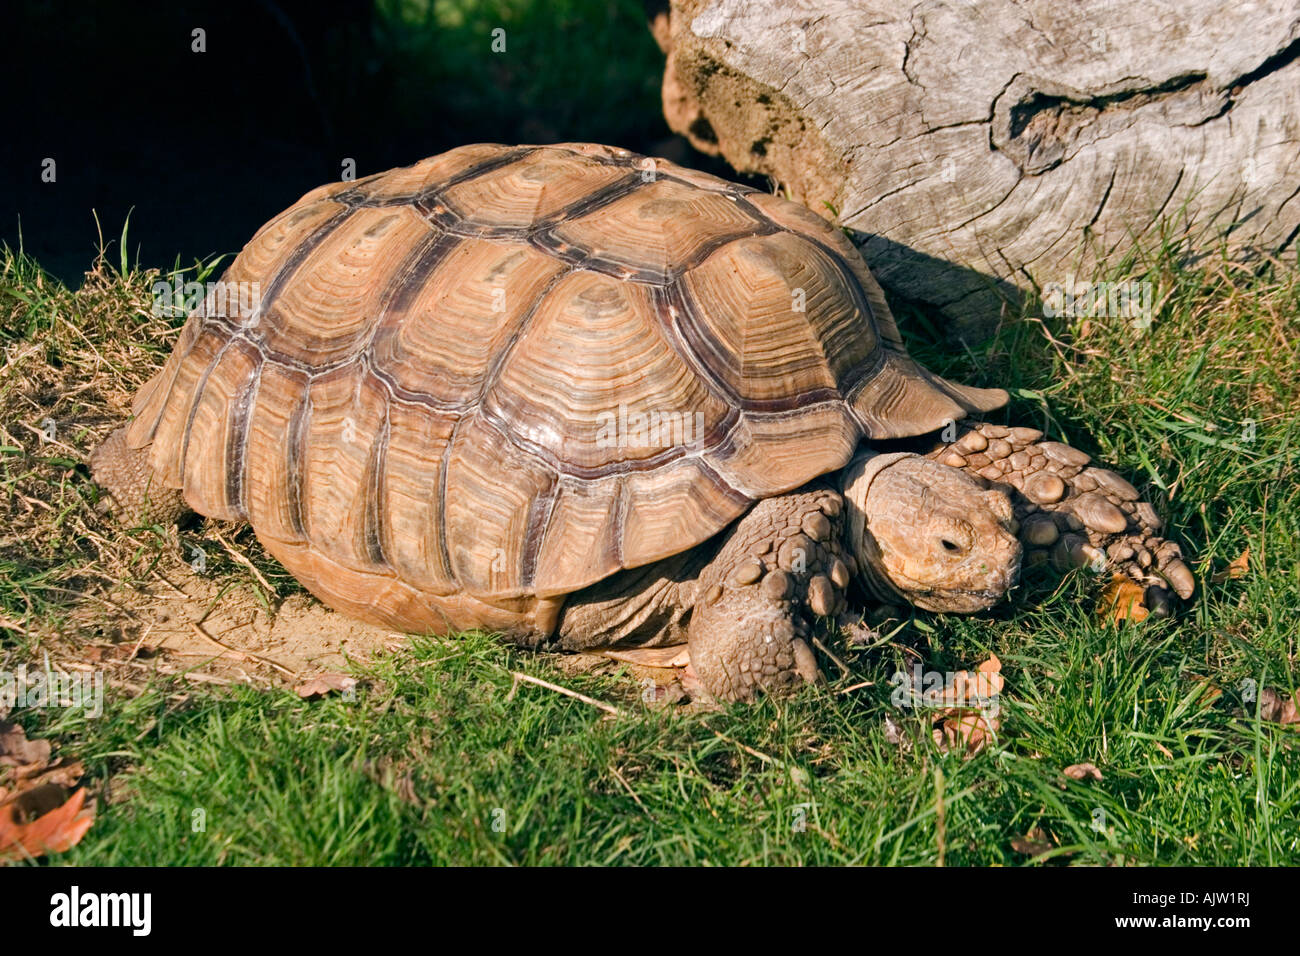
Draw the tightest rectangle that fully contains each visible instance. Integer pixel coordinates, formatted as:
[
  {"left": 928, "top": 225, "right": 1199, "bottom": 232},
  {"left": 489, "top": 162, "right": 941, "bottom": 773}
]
[{"left": 0, "top": 245, "right": 296, "bottom": 674}]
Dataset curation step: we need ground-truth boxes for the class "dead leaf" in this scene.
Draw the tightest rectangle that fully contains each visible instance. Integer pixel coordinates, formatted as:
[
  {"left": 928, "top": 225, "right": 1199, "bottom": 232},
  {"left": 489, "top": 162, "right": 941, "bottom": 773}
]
[
  {"left": 934, "top": 710, "right": 998, "bottom": 756},
  {"left": 1258, "top": 687, "right": 1299, "bottom": 725},
  {"left": 295, "top": 672, "right": 358, "bottom": 699},
  {"left": 6, "top": 781, "right": 73, "bottom": 821},
  {"left": 929, "top": 655, "right": 1003, "bottom": 757},
  {"left": 0, "top": 786, "right": 95, "bottom": 861},
  {"left": 15, "top": 757, "right": 85, "bottom": 788},
  {"left": 0, "top": 722, "right": 92, "bottom": 859},
  {"left": 883, "top": 714, "right": 905, "bottom": 746},
  {"left": 926, "top": 655, "right": 1004, "bottom": 708},
  {"left": 0, "top": 723, "right": 85, "bottom": 788},
  {"left": 1187, "top": 675, "right": 1224, "bottom": 710},
  {"left": 1098, "top": 575, "right": 1149, "bottom": 623},
  {"left": 0, "top": 721, "right": 52, "bottom": 771},
  {"left": 1063, "top": 762, "right": 1103, "bottom": 781},
  {"left": 1211, "top": 547, "right": 1250, "bottom": 583},
  {"left": 1011, "top": 827, "right": 1054, "bottom": 856}
]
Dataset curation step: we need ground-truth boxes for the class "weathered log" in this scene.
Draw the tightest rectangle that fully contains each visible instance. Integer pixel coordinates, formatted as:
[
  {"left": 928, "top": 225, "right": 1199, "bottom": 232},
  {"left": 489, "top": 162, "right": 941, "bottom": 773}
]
[{"left": 651, "top": 0, "right": 1300, "bottom": 336}]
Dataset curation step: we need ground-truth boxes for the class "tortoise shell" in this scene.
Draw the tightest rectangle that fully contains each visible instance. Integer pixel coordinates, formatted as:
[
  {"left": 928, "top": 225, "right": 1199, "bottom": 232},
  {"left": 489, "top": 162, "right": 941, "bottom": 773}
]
[{"left": 126, "top": 143, "right": 1006, "bottom": 638}]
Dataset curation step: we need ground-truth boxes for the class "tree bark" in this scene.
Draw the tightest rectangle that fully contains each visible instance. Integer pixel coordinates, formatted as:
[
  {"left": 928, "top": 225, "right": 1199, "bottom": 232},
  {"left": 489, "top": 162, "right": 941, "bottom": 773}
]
[{"left": 650, "top": 0, "right": 1300, "bottom": 337}]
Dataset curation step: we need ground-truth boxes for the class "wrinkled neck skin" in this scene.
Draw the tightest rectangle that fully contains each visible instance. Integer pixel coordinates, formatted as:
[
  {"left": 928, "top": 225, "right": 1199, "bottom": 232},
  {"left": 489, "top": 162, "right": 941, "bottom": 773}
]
[
  {"left": 840, "top": 450, "right": 1022, "bottom": 614},
  {"left": 840, "top": 452, "right": 916, "bottom": 605}
]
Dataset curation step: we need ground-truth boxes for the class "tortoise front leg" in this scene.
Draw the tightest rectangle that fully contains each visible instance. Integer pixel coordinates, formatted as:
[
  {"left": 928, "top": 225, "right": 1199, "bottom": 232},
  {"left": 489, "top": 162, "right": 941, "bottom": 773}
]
[
  {"left": 686, "top": 484, "right": 852, "bottom": 701},
  {"left": 928, "top": 421, "right": 1194, "bottom": 609}
]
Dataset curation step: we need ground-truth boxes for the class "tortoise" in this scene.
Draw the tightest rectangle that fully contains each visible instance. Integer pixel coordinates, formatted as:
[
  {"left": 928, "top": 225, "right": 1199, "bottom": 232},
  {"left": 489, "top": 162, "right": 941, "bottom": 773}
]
[{"left": 90, "top": 143, "right": 1194, "bottom": 701}]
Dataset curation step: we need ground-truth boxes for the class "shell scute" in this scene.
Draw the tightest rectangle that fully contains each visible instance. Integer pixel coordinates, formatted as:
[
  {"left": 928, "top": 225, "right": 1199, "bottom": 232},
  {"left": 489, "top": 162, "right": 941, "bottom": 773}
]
[
  {"left": 481, "top": 270, "right": 730, "bottom": 475},
  {"left": 442, "top": 148, "right": 631, "bottom": 231},
  {"left": 369, "top": 238, "right": 566, "bottom": 409},
  {"left": 548, "top": 177, "right": 764, "bottom": 282}
]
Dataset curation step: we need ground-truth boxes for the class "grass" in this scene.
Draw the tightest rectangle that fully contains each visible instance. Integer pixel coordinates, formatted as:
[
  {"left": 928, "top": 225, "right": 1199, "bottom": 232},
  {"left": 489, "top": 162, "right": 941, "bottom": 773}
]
[{"left": 0, "top": 223, "right": 1297, "bottom": 865}]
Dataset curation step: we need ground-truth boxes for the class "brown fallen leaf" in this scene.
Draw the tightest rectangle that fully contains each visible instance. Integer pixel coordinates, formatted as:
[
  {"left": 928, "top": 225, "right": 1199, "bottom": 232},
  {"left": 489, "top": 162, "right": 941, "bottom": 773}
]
[
  {"left": 1063, "top": 762, "right": 1103, "bottom": 781},
  {"left": 1211, "top": 547, "right": 1250, "bottom": 583},
  {"left": 14, "top": 757, "right": 85, "bottom": 788},
  {"left": 7, "top": 781, "right": 74, "bottom": 821},
  {"left": 1011, "top": 827, "right": 1054, "bottom": 856},
  {"left": 295, "top": 672, "right": 358, "bottom": 699},
  {"left": 1098, "top": 575, "right": 1149, "bottom": 623},
  {"left": 939, "top": 655, "right": 1005, "bottom": 704},
  {"left": 0, "top": 721, "right": 52, "bottom": 772},
  {"left": 1258, "top": 687, "right": 1299, "bottom": 725},
  {"left": 1187, "top": 674, "right": 1224, "bottom": 711},
  {"left": 0, "top": 721, "right": 93, "bottom": 863},
  {"left": 929, "top": 655, "right": 1003, "bottom": 756},
  {"left": 934, "top": 709, "right": 999, "bottom": 756},
  {"left": 0, "top": 786, "right": 95, "bottom": 861}
]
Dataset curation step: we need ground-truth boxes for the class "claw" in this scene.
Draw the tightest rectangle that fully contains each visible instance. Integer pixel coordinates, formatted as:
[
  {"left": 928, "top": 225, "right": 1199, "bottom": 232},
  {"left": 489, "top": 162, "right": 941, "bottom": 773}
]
[
  {"left": 791, "top": 638, "right": 822, "bottom": 684},
  {"left": 1074, "top": 493, "right": 1129, "bottom": 534},
  {"left": 1144, "top": 585, "right": 1175, "bottom": 618},
  {"left": 1160, "top": 558, "right": 1196, "bottom": 600}
]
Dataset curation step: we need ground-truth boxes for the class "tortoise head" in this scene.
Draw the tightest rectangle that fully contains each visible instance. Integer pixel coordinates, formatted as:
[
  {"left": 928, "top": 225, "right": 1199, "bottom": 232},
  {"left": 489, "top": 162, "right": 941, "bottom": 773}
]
[{"left": 840, "top": 452, "right": 1021, "bottom": 614}]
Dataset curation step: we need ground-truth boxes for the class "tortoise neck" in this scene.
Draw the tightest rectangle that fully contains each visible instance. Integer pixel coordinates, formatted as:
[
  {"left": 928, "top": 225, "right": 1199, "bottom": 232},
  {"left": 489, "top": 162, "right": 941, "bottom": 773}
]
[{"left": 840, "top": 451, "right": 915, "bottom": 605}]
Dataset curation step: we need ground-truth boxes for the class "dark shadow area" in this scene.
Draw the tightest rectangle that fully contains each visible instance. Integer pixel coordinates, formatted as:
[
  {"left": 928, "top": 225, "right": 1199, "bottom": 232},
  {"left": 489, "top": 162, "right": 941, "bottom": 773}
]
[
  {"left": 849, "top": 231, "right": 1027, "bottom": 346},
  {"left": 2, "top": 0, "right": 741, "bottom": 283}
]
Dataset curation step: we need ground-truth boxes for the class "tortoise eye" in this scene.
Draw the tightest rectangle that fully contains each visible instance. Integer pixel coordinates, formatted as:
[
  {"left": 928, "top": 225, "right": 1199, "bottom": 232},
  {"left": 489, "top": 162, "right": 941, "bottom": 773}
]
[{"left": 935, "top": 520, "right": 974, "bottom": 556}]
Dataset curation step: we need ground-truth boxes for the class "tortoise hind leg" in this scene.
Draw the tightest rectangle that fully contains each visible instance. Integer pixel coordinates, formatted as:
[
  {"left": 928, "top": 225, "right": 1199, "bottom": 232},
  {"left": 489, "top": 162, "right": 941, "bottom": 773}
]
[
  {"left": 687, "top": 484, "right": 851, "bottom": 701},
  {"left": 89, "top": 426, "right": 188, "bottom": 526}
]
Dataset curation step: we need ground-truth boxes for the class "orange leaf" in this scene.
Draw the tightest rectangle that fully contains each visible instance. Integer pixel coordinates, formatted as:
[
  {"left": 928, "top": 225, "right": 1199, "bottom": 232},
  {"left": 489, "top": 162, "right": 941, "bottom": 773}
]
[
  {"left": 1211, "top": 548, "right": 1250, "bottom": 583},
  {"left": 939, "top": 655, "right": 1004, "bottom": 706},
  {"left": 0, "top": 786, "right": 95, "bottom": 861},
  {"left": 1098, "top": 575, "right": 1149, "bottom": 623},
  {"left": 934, "top": 709, "right": 999, "bottom": 756},
  {"left": 929, "top": 655, "right": 1003, "bottom": 757},
  {"left": 1063, "top": 762, "right": 1103, "bottom": 781}
]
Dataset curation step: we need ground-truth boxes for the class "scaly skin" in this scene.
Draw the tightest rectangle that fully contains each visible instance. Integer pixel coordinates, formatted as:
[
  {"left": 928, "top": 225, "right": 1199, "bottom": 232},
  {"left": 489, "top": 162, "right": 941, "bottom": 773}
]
[
  {"left": 684, "top": 453, "right": 1024, "bottom": 701},
  {"left": 927, "top": 421, "right": 1195, "bottom": 609},
  {"left": 686, "top": 483, "right": 849, "bottom": 701},
  {"left": 89, "top": 425, "right": 187, "bottom": 527}
]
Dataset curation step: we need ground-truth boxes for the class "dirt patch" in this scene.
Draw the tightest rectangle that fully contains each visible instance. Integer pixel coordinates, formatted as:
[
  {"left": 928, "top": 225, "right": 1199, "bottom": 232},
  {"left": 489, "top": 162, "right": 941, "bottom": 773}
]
[{"left": 70, "top": 565, "right": 410, "bottom": 687}]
